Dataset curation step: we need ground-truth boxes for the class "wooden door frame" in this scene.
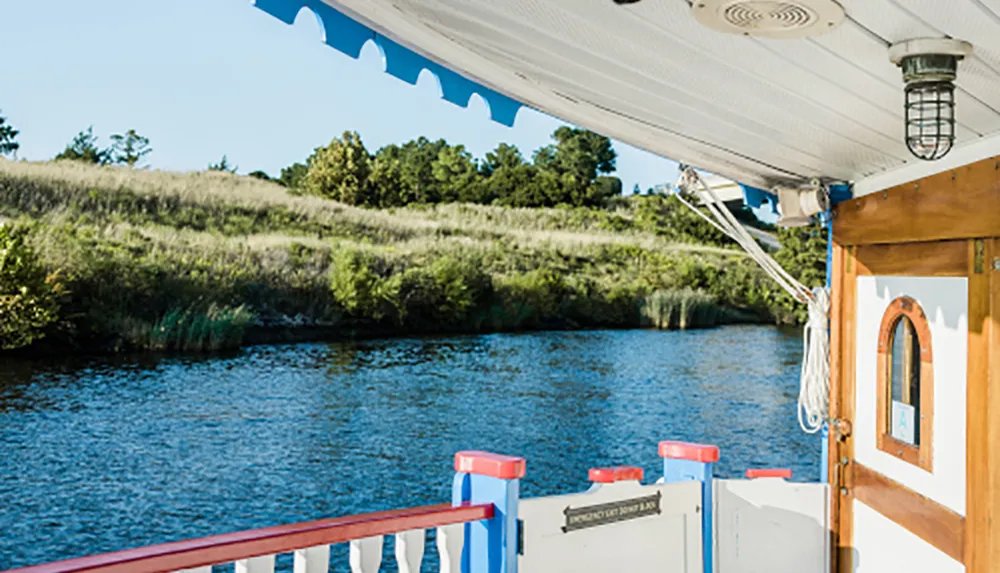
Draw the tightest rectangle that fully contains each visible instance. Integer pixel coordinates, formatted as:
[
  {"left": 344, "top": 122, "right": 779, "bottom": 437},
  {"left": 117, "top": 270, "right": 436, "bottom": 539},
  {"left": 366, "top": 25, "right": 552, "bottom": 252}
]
[
  {"left": 829, "top": 240, "right": 976, "bottom": 572},
  {"left": 830, "top": 155, "right": 1000, "bottom": 573}
]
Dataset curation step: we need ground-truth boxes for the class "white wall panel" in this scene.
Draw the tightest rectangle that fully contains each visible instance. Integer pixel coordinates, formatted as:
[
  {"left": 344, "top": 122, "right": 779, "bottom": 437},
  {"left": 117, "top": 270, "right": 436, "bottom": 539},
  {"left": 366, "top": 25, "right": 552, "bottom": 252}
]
[
  {"left": 854, "top": 276, "right": 968, "bottom": 515},
  {"left": 853, "top": 501, "right": 964, "bottom": 573}
]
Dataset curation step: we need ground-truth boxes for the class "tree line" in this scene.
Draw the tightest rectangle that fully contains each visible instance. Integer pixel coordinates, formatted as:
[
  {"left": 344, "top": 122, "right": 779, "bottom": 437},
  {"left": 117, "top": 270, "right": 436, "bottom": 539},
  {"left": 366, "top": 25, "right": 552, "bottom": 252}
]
[
  {"left": 269, "top": 127, "right": 623, "bottom": 209},
  {"left": 1, "top": 107, "right": 626, "bottom": 209}
]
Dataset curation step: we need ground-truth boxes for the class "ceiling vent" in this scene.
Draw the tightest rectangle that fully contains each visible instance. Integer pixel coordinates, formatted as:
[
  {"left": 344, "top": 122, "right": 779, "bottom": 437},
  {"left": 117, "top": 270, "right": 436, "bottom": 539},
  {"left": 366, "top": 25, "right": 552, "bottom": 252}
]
[{"left": 692, "top": 0, "right": 845, "bottom": 39}]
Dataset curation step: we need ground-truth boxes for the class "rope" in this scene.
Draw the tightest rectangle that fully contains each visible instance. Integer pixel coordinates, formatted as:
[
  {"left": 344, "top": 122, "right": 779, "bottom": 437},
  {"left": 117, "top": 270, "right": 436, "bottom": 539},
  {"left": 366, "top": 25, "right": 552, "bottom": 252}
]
[
  {"left": 799, "top": 287, "right": 830, "bottom": 434},
  {"left": 674, "top": 167, "right": 830, "bottom": 433}
]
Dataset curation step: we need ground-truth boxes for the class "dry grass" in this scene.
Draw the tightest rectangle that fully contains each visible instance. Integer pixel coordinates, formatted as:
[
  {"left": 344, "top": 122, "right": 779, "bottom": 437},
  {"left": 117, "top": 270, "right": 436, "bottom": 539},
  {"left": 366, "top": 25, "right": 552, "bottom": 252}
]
[{"left": 0, "top": 158, "right": 736, "bottom": 255}]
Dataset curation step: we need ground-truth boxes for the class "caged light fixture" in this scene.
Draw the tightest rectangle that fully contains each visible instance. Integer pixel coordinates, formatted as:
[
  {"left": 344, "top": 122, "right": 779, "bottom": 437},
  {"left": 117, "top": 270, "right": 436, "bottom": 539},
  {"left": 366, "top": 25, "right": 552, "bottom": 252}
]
[{"left": 889, "top": 38, "right": 973, "bottom": 161}]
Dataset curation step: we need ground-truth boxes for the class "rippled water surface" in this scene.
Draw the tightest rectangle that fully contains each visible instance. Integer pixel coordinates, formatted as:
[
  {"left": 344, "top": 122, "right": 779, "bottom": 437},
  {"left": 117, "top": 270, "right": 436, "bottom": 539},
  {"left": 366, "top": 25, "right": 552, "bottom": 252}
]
[{"left": 0, "top": 327, "right": 818, "bottom": 569}]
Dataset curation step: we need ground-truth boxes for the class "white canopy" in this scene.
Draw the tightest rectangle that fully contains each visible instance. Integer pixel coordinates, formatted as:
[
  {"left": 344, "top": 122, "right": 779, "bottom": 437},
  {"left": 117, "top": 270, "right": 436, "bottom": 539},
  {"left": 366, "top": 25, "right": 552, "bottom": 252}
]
[{"left": 261, "top": 0, "right": 1000, "bottom": 195}]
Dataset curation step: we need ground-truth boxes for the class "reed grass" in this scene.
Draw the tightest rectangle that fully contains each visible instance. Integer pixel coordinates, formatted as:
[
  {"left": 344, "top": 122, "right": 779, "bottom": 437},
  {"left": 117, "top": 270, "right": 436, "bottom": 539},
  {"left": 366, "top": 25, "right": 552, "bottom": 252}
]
[
  {"left": 124, "top": 304, "right": 255, "bottom": 352},
  {"left": 641, "top": 289, "right": 722, "bottom": 330}
]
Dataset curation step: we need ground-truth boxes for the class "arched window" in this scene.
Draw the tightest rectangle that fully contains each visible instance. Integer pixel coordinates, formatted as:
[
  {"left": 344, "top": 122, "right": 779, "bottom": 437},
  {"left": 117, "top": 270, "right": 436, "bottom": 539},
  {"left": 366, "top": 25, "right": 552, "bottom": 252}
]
[{"left": 877, "top": 296, "right": 934, "bottom": 472}]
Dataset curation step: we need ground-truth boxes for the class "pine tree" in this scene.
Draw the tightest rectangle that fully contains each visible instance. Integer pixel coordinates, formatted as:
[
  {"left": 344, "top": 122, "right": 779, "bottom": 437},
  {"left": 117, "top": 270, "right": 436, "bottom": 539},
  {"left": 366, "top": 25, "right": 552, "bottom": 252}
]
[
  {"left": 109, "top": 129, "right": 152, "bottom": 168},
  {"left": 54, "top": 127, "right": 110, "bottom": 164},
  {"left": 208, "top": 155, "right": 238, "bottom": 173},
  {"left": 0, "top": 111, "right": 20, "bottom": 158}
]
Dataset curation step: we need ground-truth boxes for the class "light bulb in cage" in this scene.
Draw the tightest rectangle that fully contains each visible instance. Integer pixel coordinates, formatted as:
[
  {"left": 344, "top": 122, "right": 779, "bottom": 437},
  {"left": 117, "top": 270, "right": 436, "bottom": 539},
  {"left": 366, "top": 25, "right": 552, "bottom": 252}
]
[{"left": 889, "top": 38, "right": 973, "bottom": 161}]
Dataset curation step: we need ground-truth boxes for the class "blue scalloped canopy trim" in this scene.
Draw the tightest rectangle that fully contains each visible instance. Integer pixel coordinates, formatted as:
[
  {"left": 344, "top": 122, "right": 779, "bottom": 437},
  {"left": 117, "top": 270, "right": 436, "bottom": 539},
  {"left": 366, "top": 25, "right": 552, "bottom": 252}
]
[{"left": 253, "top": 0, "right": 523, "bottom": 126}]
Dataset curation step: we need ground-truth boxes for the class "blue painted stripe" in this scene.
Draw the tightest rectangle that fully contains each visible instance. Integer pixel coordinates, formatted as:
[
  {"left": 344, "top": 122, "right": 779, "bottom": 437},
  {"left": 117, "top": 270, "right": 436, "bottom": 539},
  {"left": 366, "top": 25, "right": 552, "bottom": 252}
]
[
  {"left": 738, "top": 183, "right": 779, "bottom": 215},
  {"left": 828, "top": 183, "right": 853, "bottom": 206},
  {"left": 453, "top": 471, "right": 520, "bottom": 573},
  {"left": 252, "top": 0, "right": 524, "bottom": 126},
  {"left": 663, "top": 458, "right": 714, "bottom": 573}
]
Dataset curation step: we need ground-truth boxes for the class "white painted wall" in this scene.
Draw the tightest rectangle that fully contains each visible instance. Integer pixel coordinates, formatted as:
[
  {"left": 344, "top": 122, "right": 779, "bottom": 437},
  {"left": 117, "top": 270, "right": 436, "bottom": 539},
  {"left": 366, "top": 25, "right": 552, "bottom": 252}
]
[
  {"left": 518, "top": 480, "right": 702, "bottom": 573},
  {"left": 715, "top": 479, "right": 829, "bottom": 573},
  {"left": 854, "top": 276, "right": 968, "bottom": 515},
  {"left": 853, "top": 501, "right": 964, "bottom": 573}
]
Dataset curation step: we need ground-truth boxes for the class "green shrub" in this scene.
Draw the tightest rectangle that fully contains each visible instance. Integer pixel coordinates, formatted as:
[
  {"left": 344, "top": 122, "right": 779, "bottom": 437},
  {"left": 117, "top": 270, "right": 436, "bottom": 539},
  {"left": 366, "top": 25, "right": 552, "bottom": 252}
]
[
  {"left": 328, "top": 247, "right": 400, "bottom": 321},
  {"left": 489, "top": 268, "right": 568, "bottom": 329},
  {"left": 396, "top": 254, "right": 492, "bottom": 329},
  {"left": 0, "top": 223, "right": 64, "bottom": 349}
]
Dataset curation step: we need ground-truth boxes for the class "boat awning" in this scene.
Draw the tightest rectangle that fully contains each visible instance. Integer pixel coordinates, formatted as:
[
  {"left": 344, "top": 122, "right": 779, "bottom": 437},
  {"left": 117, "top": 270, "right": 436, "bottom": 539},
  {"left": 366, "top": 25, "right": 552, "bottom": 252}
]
[{"left": 254, "top": 0, "right": 1000, "bottom": 195}]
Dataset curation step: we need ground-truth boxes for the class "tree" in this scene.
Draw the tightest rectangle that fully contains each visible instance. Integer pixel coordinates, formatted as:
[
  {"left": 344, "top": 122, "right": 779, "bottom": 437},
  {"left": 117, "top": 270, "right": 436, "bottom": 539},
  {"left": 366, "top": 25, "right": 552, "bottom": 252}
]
[
  {"left": 482, "top": 143, "right": 530, "bottom": 205},
  {"left": 550, "top": 126, "right": 616, "bottom": 180},
  {"left": 632, "top": 183, "right": 641, "bottom": 196},
  {"left": 481, "top": 143, "right": 524, "bottom": 177},
  {"left": 432, "top": 144, "right": 483, "bottom": 203},
  {"left": 303, "top": 131, "right": 373, "bottom": 205},
  {"left": 208, "top": 155, "right": 237, "bottom": 173},
  {"left": 0, "top": 111, "right": 19, "bottom": 158},
  {"left": 397, "top": 137, "right": 448, "bottom": 204},
  {"left": 772, "top": 221, "right": 828, "bottom": 324},
  {"left": 587, "top": 175, "right": 623, "bottom": 204},
  {"left": 502, "top": 127, "right": 619, "bottom": 208},
  {"left": 370, "top": 146, "right": 404, "bottom": 207},
  {"left": 278, "top": 162, "right": 308, "bottom": 189},
  {"left": 54, "top": 126, "right": 110, "bottom": 164},
  {"left": 247, "top": 170, "right": 272, "bottom": 181},
  {"left": 109, "top": 129, "right": 152, "bottom": 168},
  {"left": 0, "top": 224, "right": 64, "bottom": 349}
]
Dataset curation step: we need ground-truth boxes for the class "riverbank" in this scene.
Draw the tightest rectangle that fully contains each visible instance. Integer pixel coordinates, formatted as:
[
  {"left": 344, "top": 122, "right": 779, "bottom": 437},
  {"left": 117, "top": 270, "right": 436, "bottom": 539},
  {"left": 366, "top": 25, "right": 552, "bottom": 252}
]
[{"left": 0, "top": 159, "right": 808, "bottom": 355}]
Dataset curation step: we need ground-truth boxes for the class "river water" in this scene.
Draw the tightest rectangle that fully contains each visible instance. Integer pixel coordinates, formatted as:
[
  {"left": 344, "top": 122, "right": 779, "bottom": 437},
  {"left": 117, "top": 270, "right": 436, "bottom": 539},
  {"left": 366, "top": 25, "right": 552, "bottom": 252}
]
[{"left": 0, "top": 326, "right": 818, "bottom": 570}]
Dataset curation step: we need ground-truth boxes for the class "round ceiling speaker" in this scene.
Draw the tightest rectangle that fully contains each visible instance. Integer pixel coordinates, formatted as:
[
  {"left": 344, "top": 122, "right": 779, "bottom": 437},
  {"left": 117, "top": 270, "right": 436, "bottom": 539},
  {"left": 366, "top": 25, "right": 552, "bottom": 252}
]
[{"left": 692, "top": 0, "right": 845, "bottom": 39}]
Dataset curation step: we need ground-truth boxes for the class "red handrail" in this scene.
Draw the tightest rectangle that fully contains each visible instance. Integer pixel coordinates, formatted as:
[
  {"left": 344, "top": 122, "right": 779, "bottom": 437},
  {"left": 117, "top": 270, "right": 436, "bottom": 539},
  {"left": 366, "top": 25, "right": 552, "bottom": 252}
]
[{"left": 5, "top": 502, "right": 493, "bottom": 573}]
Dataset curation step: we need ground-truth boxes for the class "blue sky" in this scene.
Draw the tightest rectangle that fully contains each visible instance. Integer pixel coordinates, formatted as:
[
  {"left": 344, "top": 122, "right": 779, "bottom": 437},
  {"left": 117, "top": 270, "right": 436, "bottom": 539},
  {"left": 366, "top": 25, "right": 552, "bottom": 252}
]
[{"left": 2, "top": 0, "right": 679, "bottom": 192}]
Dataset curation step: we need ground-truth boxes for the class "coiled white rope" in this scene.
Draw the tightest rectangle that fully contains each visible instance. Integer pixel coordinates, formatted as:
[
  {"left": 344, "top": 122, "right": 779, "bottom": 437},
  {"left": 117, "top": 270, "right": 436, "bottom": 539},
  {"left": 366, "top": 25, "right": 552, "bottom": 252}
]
[
  {"left": 799, "top": 287, "right": 830, "bottom": 434},
  {"left": 674, "top": 167, "right": 830, "bottom": 433}
]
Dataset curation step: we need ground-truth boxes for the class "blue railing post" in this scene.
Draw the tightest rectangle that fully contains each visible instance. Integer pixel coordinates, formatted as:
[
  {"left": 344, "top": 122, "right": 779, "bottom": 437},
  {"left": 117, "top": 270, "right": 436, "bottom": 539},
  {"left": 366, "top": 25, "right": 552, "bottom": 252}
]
[
  {"left": 452, "top": 450, "right": 525, "bottom": 573},
  {"left": 659, "top": 440, "right": 720, "bottom": 573}
]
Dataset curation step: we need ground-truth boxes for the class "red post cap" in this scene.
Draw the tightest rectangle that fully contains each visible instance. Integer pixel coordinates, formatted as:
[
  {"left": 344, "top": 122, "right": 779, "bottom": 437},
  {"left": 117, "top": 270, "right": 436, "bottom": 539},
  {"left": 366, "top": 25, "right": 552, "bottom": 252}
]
[
  {"left": 658, "top": 441, "right": 720, "bottom": 463},
  {"left": 454, "top": 451, "right": 526, "bottom": 479},
  {"left": 588, "top": 466, "right": 644, "bottom": 483},
  {"left": 746, "top": 468, "right": 792, "bottom": 479}
]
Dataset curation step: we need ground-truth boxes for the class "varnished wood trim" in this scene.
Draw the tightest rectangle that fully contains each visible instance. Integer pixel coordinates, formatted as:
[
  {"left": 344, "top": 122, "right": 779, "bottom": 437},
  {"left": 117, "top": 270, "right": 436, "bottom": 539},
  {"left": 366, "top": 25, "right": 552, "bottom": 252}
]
[
  {"left": 877, "top": 433, "right": 921, "bottom": 467},
  {"left": 856, "top": 241, "right": 968, "bottom": 277},
  {"left": 853, "top": 462, "right": 965, "bottom": 564},
  {"left": 834, "top": 155, "right": 1000, "bottom": 245},
  {"left": 875, "top": 297, "right": 934, "bottom": 472},
  {"left": 966, "top": 238, "right": 1000, "bottom": 572},
  {"left": 835, "top": 245, "right": 858, "bottom": 573},
  {"left": 827, "top": 244, "right": 844, "bottom": 573},
  {"left": 4, "top": 503, "right": 493, "bottom": 573},
  {"left": 989, "top": 238, "right": 1000, "bottom": 569},
  {"left": 877, "top": 297, "right": 934, "bottom": 362}
]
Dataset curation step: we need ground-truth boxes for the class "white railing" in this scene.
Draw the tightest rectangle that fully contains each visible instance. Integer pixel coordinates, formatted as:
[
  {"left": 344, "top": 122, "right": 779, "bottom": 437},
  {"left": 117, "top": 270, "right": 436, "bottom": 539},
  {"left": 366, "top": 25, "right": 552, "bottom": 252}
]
[
  {"left": 5, "top": 447, "right": 829, "bottom": 573},
  {"left": 6, "top": 503, "right": 490, "bottom": 573},
  {"left": 185, "top": 525, "right": 463, "bottom": 573}
]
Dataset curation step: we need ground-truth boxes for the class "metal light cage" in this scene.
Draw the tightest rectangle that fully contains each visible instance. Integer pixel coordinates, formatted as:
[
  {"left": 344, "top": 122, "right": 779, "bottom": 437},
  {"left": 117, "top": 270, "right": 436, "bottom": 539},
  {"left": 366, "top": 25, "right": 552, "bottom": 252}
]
[
  {"left": 889, "top": 39, "right": 973, "bottom": 162},
  {"left": 904, "top": 80, "right": 956, "bottom": 161}
]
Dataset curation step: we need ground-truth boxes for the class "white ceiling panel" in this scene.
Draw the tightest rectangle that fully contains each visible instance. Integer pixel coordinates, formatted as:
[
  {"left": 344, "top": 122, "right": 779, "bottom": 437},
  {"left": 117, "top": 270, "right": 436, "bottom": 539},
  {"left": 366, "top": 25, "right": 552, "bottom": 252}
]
[{"left": 327, "top": 0, "right": 1000, "bottom": 189}]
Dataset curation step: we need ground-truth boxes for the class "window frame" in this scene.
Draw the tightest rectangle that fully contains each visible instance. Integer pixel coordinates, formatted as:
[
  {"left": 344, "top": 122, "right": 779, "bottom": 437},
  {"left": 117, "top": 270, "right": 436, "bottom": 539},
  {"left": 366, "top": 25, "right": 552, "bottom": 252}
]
[{"left": 876, "top": 295, "right": 934, "bottom": 472}]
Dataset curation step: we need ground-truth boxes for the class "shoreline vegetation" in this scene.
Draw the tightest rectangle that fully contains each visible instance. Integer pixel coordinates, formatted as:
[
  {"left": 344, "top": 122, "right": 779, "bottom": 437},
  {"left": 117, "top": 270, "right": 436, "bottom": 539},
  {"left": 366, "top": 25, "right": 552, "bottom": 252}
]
[{"left": 0, "top": 126, "right": 825, "bottom": 356}]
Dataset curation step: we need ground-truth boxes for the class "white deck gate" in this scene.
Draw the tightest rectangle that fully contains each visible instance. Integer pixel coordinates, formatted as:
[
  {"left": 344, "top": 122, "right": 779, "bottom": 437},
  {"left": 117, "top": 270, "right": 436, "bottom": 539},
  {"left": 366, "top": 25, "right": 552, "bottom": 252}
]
[
  {"left": 518, "top": 480, "right": 704, "bottom": 573},
  {"left": 714, "top": 478, "right": 830, "bottom": 573}
]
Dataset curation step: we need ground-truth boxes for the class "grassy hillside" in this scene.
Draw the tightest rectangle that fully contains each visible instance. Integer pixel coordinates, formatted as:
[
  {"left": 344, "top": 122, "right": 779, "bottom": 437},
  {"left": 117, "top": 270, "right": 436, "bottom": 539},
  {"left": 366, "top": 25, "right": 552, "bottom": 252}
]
[{"left": 0, "top": 159, "right": 800, "bottom": 354}]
